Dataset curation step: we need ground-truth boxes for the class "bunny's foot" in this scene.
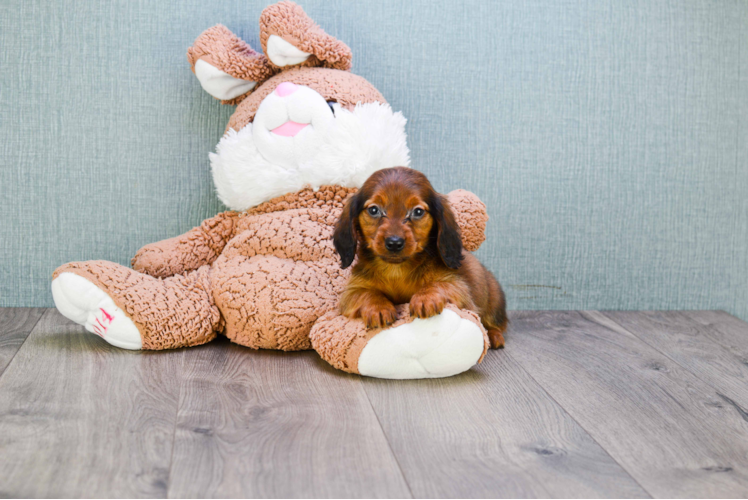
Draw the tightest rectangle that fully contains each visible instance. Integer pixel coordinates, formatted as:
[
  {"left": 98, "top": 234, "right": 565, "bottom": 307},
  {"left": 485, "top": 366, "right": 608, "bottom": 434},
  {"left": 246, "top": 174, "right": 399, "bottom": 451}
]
[
  {"left": 310, "top": 305, "right": 489, "bottom": 379},
  {"left": 52, "top": 272, "right": 142, "bottom": 350},
  {"left": 52, "top": 261, "right": 220, "bottom": 350}
]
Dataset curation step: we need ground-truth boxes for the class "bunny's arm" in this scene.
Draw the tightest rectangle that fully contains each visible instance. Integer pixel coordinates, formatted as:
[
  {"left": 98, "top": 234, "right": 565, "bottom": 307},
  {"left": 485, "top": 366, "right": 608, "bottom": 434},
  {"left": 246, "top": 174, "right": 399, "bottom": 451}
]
[
  {"left": 447, "top": 189, "right": 489, "bottom": 252},
  {"left": 131, "top": 211, "right": 240, "bottom": 279}
]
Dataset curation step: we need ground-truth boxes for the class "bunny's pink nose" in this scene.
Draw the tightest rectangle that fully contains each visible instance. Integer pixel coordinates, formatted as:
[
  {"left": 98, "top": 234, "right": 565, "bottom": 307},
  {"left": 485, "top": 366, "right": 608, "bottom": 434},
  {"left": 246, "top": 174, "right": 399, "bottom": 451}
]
[{"left": 275, "top": 82, "right": 298, "bottom": 97}]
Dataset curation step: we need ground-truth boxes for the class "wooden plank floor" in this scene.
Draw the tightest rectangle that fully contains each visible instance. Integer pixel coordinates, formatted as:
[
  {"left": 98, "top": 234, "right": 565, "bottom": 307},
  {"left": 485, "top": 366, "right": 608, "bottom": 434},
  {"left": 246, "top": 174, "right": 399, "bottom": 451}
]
[{"left": 1, "top": 309, "right": 747, "bottom": 498}]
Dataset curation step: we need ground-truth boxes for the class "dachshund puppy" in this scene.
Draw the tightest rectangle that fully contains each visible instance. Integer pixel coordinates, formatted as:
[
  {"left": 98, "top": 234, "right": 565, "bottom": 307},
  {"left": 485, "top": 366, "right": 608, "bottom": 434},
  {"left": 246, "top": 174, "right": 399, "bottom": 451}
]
[{"left": 333, "top": 167, "right": 507, "bottom": 349}]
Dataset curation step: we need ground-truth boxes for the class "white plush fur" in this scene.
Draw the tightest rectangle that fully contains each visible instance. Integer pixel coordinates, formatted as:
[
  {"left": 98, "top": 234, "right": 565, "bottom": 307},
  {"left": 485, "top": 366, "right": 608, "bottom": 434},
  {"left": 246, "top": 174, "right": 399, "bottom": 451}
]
[
  {"left": 357, "top": 309, "right": 486, "bottom": 379},
  {"left": 210, "top": 100, "right": 410, "bottom": 211},
  {"left": 51, "top": 273, "right": 142, "bottom": 350},
  {"left": 194, "top": 59, "right": 257, "bottom": 101},
  {"left": 252, "top": 85, "right": 336, "bottom": 169},
  {"left": 266, "top": 35, "right": 311, "bottom": 66}
]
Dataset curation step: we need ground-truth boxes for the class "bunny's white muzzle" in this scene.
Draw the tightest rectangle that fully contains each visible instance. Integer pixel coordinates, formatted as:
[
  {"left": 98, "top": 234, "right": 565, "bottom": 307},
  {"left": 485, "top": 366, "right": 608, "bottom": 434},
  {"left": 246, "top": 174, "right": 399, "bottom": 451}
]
[
  {"left": 209, "top": 87, "right": 411, "bottom": 212},
  {"left": 252, "top": 83, "right": 335, "bottom": 169}
]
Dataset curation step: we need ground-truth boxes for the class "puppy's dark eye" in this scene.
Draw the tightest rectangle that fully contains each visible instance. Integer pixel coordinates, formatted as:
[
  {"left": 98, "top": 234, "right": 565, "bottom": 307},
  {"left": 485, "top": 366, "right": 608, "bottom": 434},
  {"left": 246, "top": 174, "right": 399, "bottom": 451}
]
[
  {"left": 327, "top": 100, "right": 336, "bottom": 115},
  {"left": 367, "top": 206, "right": 380, "bottom": 217},
  {"left": 412, "top": 208, "right": 426, "bottom": 219}
]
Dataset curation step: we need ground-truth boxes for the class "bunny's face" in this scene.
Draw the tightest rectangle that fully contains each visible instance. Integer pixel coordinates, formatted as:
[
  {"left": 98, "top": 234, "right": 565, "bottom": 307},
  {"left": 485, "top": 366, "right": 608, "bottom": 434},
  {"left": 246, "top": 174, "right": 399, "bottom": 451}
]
[
  {"left": 188, "top": 2, "right": 410, "bottom": 212},
  {"left": 252, "top": 80, "right": 336, "bottom": 169},
  {"left": 230, "top": 67, "right": 386, "bottom": 171}
]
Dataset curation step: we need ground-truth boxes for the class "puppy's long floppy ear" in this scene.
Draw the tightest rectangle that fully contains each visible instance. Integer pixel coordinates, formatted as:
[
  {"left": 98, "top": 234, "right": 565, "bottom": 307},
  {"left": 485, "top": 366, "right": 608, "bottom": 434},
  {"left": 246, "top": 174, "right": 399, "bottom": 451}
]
[
  {"left": 431, "top": 194, "right": 464, "bottom": 269},
  {"left": 259, "top": 1, "right": 352, "bottom": 71},
  {"left": 333, "top": 193, "right": 363, "bottom": 269}
]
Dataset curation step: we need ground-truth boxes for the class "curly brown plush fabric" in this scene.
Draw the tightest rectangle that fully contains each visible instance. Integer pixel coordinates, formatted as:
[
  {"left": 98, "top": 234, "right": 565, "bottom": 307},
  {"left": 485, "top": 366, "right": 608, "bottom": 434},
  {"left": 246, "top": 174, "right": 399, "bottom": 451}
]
[
  {"left": 213, "top": 198, "right": 351, "bottom": 350},
  {"left": 131, "top": 186, "right": 354, "bottom": 279},
  {"left": 226, "top": 67, "right": 386, "bottom": 132},
  {"left": 448, "top": 189, "right": 488, "bottom": 252},
  {"left": 310, "top": 306, "right": 395, "bottom": 373},
  {"left": 52, "top": 186, "right": 488, "bottom": 356},
  {"left": 310, "top": 304, "right": 490, "bottom": 374},
  {"left": 213, "top": 256, "right": 347, "bottom": 350},
  {"left": 53, "top": 2, "right": 494, "bottom": 380},
  {"left": 187, "top": 24, "right": 276, "bottom": 105},
  {"left": 130, "top": 186, "right": 483, "bottom": 279},
  {"left": 132, "top": 211, "right": 239, "bottom": 278},
  {"left": 259, "top": 1, "right": 353, "bottom": 71},
  {"left": 186, "top": 3, "right": 381, "bottom": 127},
  {"left": 245, "top": 185, "right": 355, "bottom": 216},
  {"left": 52, "top": 261, "right": 221, "bottom": 350}
]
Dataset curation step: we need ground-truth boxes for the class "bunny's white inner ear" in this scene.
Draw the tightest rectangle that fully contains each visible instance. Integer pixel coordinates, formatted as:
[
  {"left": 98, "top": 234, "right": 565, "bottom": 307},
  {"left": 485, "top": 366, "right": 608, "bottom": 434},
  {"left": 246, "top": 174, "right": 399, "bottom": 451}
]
[
  {"left": 266, "top": 35, "right": 311, "bottom": 67},
  {"left": 194, "top": 59, "right": 257, "bottom": 101}
]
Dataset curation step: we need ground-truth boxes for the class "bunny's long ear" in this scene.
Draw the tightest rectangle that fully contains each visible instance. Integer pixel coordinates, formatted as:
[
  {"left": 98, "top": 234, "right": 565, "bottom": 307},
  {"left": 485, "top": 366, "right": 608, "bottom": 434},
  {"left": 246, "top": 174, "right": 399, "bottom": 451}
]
[
  {"left": 259, "top": 1, "right": 352, "bottom": 71},
  {"left": 187, "top": 25, "right": 276, "bottom": 105}
]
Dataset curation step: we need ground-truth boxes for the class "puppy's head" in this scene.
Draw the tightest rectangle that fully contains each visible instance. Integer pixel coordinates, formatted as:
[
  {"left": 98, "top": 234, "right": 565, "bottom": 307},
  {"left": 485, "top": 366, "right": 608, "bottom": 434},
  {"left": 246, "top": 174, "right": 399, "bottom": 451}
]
[{"left": 333, "top": 167, "right": 463, "bottom": 269}]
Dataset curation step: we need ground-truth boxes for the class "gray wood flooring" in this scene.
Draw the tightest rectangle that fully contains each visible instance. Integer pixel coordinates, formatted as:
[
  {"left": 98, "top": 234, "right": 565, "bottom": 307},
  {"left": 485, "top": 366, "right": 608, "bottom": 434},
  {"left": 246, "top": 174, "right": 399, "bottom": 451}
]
[{"left": 1, "top": 308, "right": 747, "bottom": 498}]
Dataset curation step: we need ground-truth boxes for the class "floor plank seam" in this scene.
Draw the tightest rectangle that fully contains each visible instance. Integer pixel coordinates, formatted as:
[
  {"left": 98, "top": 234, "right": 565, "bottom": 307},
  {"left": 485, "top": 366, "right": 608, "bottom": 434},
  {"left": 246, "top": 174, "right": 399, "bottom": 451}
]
[
  {"left": 503, "top": 349, "right": 655, "bottom": 499},
  {"left": 716, "top": 393, "right": 748, "bottom": 423},
  {"left": 597, "top": 311, "right": 748, "bottom": 425},
  {"left": 360, "top": 382, "right": 415, "bottom": 499},
  {"left": 0, "top": 308, "right": 47, "bottom": 381},
  {"left": 8, "top": 309, "right": 747, "bottom": 497},
  {"left": 164, "top": 349, "right": 186, "bottom": 500}
]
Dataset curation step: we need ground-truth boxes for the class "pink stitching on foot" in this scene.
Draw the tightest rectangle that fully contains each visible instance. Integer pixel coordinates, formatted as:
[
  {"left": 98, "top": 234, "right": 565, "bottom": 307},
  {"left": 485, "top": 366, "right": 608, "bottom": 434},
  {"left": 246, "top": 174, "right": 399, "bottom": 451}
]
[
  {"left": 92, "top": 324, "right": 105, "bottom": 338},
  {"left": 100, "top": 308, "right": 114, "bottom": 323},
  {"left": 95, "top": 317, "right": 108, "bottom": 334}
]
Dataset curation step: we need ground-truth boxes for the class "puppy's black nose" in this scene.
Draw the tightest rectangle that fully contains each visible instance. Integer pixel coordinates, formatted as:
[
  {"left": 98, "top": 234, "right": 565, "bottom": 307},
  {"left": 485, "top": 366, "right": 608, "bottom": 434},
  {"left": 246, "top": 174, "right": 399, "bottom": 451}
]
[{"left": 385, "top": 236, "right": 405, "bottom": 253}]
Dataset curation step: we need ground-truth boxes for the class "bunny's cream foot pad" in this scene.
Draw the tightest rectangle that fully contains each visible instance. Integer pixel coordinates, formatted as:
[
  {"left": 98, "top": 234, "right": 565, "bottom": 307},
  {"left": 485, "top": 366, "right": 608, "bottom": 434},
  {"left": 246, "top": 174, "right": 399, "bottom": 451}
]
[
  {"left": 310, "top": 305, "right": 489, "bottom": 379},
  {"left": 358, "top": 309, "right": 486, "bottom": 379},
  {"left": 52, "top": 273, "right": 142, "bottom": 350}
]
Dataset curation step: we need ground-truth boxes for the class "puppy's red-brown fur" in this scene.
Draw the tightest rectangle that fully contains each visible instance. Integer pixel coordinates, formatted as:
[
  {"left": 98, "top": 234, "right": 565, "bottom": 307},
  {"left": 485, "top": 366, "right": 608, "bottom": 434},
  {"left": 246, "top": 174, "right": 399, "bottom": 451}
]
[{"left": 333, "top": 167, "right": 507, "bottom": 348}]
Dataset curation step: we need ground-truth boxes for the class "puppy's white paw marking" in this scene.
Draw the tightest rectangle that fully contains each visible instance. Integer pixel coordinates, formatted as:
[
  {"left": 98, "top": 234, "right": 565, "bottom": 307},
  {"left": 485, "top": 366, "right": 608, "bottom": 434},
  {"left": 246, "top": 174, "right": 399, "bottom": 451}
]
[
  {"left": 51, "top": 273, "right": 142, "bottom": 350},
  {"left": 357, "top": 309, "right": 484, "bottom": 379}
]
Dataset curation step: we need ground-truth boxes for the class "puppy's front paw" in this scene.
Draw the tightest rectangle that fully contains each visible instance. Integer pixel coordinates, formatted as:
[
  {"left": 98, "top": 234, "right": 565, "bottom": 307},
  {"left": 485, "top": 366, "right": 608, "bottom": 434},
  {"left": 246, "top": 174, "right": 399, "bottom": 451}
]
[
  {"left": 360, "top": 302, "right": 398, "bottom": 329},
  {"left": 409, "top": 293, "right": 447, "bottom": 319}
]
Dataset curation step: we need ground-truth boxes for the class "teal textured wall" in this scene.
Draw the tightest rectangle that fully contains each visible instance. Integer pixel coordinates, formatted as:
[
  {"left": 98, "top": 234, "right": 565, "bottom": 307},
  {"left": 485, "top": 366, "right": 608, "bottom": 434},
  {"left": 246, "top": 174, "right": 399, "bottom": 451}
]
[{"left": 1, "top": 0, "right": 746, "bottom": 319}]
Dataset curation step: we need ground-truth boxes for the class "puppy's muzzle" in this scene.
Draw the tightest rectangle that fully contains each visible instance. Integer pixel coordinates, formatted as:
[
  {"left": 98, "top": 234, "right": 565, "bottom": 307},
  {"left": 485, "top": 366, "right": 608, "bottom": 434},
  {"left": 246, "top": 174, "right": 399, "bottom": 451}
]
[{"left": 385, "top": 236, "right": 405, "bottom": 253}]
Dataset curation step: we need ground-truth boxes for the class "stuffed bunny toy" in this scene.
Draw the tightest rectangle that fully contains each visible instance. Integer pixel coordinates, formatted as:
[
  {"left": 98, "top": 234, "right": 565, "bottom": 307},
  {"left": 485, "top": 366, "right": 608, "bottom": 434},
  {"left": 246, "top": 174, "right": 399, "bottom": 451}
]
[{"left": 51, "top": 1, "right": 492, "bottom": 379}]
